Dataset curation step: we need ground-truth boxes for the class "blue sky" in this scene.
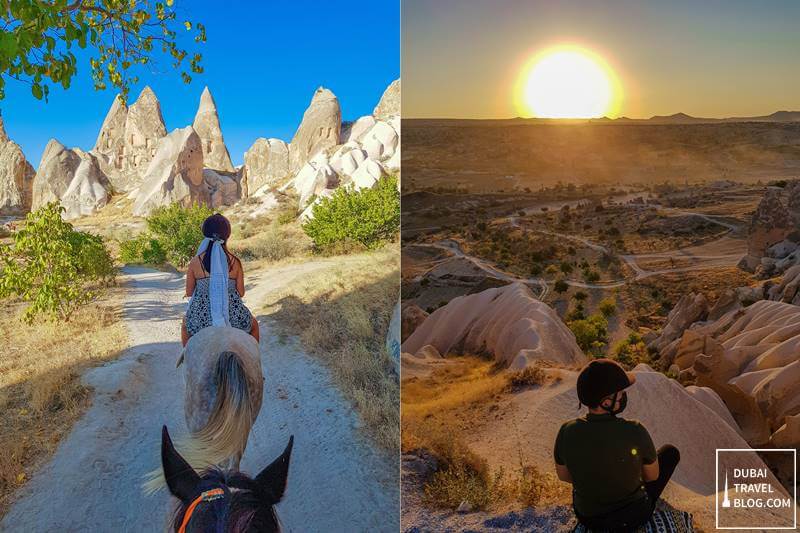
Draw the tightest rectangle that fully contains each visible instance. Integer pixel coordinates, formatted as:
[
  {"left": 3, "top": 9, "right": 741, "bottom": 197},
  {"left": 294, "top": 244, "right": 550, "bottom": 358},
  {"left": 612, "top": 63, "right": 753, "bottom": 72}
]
[{"left": 2, "top": 0, "right": 400, "bottom": 167}]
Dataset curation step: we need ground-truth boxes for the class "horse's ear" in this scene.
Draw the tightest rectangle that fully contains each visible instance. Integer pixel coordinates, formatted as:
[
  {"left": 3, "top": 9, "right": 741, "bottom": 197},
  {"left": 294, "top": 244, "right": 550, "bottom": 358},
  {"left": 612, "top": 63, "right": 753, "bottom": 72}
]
[
  {"left": 255, "top": 435, "right": 294, "bottom": 504},
  {"left": 161, "top": 425, "right": 201, "bottom": 503}
]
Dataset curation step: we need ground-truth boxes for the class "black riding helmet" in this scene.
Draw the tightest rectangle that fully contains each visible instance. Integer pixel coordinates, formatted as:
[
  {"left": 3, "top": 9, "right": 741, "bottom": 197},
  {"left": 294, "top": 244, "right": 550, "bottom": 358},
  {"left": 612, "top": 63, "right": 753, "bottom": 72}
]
[{"left": 577, "top": 358, "right": 636, "bottom": 408}]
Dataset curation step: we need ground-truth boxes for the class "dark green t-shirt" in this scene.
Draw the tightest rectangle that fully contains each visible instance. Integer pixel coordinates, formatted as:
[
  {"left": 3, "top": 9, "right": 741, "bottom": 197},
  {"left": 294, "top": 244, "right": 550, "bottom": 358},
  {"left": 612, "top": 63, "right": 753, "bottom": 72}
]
[{"left": 554, "top": 412, "right": 657, "bottom": 517}]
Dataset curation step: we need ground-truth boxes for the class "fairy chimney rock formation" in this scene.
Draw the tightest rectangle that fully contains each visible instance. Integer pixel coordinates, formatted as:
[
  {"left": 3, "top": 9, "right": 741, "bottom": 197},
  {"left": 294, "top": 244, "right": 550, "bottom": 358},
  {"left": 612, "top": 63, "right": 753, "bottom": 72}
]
[
  {"left": 133, "top": 126, "right": 205, "bottom": 216},
  {"left": 0, "top": 114, "right": 35, "bottom": 214},
  {"left": 118, "top": 86, "right": 167, "bottom": 188},
  {"left": 289, "top": 87, "right": 341, "bottom": 173},
  {"left": 92, "top": 95, "right": 128, "bottom": 180},
  {"left": 740, "top": 187, "right": 794, "bottom": 271},
  {"left": 373, "top": 78, "right": 400, "bottom": 120},
  {"left": 32, "top": 139, "right": 82, "bottom": 209},
  {"left": 192, "top": 87, "right": 234, "bottom": 173},
  {"left": 243, "top": 138, "right": 290, "bottom": 194}
]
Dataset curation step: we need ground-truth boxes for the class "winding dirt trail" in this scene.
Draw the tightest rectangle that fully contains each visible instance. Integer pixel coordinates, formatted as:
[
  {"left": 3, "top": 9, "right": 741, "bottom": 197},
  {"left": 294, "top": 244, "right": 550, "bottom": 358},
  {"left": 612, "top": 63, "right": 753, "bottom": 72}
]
[
  {"left": 413, "top": 208, "right": 746, "bottom": 295},
  {"left": 1, "top": 266, "right": 398, "bottom": 532}
]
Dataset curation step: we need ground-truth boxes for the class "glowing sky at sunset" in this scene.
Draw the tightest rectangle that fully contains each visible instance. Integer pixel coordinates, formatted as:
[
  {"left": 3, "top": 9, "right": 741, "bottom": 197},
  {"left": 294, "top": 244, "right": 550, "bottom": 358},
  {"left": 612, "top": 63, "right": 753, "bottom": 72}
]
[{"left": 403, "top": 0, "right": 800, "bottom": 119}]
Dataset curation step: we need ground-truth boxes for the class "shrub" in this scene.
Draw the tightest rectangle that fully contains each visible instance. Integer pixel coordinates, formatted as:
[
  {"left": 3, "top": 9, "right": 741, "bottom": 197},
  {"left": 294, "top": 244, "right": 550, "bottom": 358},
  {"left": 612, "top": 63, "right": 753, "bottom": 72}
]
[
  {"left": 554, "top": 279, "right": 569, "bottom": 293},
  {"left": 584, "top": 269, "right": 600, "bottom": 283},
  {"left": 568, "top": 313, "right": 608, "bottom": 353},
  {"left": 424, "top": 462, "right": 498, "bottom": 510},
  {"left": 421, "top": 428, "right": 497, "bottom": 510},
  {"left": 612, "top": 332, "right": 650, "bottom": 369},
  {"left": 507, "top": 364, "right": 546, "bottom": 390},
  {"left": 566, "top": 303, "right": 586, "bottom": 322},
  {"left": 145, "top": 203, "right": 213, "bottom": 267},
  {"left": 0, "top": 203, "right": 115, "bottom": 322},
  {"left": 119, "top": 233, "right": 167, "bottom": 265},
  {"left": 599, "top": 297, "right": 617, "bottom": 317},
  {"left": 302, "top": 176, "right": 400, "bottom": 250}
]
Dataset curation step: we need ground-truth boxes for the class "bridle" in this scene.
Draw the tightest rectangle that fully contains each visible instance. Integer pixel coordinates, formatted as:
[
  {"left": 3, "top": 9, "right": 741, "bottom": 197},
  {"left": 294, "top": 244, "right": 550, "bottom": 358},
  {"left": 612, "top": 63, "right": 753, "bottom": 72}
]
[{"left": 178, "top": 488, "right": 226, "bottom": 533}]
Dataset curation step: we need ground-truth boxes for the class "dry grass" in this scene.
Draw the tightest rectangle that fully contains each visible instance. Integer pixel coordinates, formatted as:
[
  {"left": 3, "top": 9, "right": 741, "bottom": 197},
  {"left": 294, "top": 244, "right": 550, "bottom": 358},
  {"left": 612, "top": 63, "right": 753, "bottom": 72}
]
[
  {"left": 402, "top": 356, "right": 570, "bottom": 511},
  {"left": 506, "top": 364, "right": 547, "bottom": 391},
  {"left": 229, "top": 219, "right": 312, "bottom": 263},
  {"left": 261, "top": 245, "right": 400, "bottom": 451},
  {"left": 0, "top": 290, "right": 128, "bottom": 517}
]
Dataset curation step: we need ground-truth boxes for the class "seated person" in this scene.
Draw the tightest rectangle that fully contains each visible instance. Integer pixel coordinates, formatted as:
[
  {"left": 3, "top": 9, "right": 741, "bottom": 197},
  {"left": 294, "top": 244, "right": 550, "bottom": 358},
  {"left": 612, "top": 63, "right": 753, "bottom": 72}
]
[{"left": 554, "top": 358, "right": 681, "bottom": 532}]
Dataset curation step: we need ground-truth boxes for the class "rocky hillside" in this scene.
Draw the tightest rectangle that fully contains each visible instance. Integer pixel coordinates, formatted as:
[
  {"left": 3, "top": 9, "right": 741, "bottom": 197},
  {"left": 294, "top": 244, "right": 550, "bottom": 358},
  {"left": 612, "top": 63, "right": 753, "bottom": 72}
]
[
  {"left": 739, "top": 182, "right": 800, "bottom": 276},
  {"left": 0, "top": 79, "right": 400, "bottom": 220}
]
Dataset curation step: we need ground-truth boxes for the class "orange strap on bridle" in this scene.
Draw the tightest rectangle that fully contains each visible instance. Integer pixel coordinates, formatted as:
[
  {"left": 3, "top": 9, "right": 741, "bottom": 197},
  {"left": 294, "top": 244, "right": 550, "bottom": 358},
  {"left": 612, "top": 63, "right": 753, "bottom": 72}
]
[{"left": 178, "top": 488, "right": 225, "bottom": 533}]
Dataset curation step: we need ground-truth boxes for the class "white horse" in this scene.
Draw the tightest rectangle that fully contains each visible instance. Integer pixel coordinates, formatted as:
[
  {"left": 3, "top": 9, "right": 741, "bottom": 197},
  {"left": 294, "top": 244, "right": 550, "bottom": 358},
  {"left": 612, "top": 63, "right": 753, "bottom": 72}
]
[{"left": 146, "top": 326, "right": 264, "bottom": 491}]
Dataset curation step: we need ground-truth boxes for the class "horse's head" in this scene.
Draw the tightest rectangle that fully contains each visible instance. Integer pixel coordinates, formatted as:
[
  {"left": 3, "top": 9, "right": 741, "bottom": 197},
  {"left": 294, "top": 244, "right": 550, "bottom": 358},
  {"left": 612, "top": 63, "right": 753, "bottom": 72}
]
[{"left": 161, "top": 426, "right": 293, "bottom": 533}]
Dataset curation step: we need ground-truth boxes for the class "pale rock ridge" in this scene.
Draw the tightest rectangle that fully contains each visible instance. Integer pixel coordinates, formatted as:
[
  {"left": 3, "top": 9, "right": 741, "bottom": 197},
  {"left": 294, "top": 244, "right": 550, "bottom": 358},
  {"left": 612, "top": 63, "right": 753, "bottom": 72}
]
[
  {"left": 402, "top": 283, "right": 586, "bottom": 369},
  {"left": 294, "top": 152, "right": 338, "bottom": 209},
  {"left": 243, "top": 137, "right": 290, "bottom": 195},
  {"left": 0, "top": 114, "right": 35, "bottom": 215},
  {"left": 344, "top": 116, "right": 376, "bottom": 143},
  {"left": 193, "top": 87, "right": 234, "bottom": 172},
  {"left": 132, "top": 126, "right": 205, "bottom": 216},
  {"left": 289, "top": 87, "right": 341, "bottom": 173},
  {"left": 661, "top": 299, "right": 800, "bottom": 450},
  {"left": 361, "top": 120, "right": 399, "bottom": 162},
  {"left": 60, "top": 151, "right": 111, "bottom": 220},
  {"left": 33, "top": 142, "right": 113, "bottom": 217},
  {"left": 32, "top": 139, "right": 81, "bottom": 210}
]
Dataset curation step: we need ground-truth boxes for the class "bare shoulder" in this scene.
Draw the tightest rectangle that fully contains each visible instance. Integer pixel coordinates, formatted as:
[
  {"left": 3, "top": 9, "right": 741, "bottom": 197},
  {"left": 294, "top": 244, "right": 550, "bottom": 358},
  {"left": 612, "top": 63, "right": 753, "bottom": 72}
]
[
  {"left": 230, "top": 253, "right": 243, "bottom": 273},
  {"left": 187, "top": 255, "right": 201, "bottom": 273}
]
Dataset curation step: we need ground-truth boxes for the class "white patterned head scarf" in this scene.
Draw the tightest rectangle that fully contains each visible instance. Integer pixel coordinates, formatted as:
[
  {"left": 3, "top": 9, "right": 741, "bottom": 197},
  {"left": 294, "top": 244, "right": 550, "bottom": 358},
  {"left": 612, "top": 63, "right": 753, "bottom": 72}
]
[{"left": 194, "top": 237, "right": 230, "bottom": 326}]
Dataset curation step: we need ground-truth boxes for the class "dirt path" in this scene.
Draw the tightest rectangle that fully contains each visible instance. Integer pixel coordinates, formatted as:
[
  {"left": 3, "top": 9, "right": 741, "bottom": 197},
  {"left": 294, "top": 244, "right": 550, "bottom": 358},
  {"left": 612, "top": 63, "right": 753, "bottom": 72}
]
[
  {"left": 1, "top": 266, "right": 398, "bottom": 532},
  {"left": 414, "top": 208, "right": 747, "bottom": 296}
]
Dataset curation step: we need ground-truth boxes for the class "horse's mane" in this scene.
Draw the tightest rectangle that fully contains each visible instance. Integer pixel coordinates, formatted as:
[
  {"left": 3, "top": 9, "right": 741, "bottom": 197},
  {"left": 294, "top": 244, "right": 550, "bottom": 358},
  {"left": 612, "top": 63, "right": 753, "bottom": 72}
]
[{"left": 169, "top": 468, "right": 280, "bottom": 533}]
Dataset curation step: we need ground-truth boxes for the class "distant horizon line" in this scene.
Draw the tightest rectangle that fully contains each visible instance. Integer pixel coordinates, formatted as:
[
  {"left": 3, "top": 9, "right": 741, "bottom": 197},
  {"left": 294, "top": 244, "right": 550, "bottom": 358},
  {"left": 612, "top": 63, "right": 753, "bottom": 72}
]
[{"left": 403, "top": 109, "right": 800, "bottom": 123}]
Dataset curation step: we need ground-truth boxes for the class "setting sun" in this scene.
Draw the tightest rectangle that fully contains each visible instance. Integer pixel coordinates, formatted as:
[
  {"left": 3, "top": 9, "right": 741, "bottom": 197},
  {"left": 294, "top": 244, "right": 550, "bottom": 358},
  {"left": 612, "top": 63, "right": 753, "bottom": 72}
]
[{"left": 516, "top": 45, "right": 622, "bottom": 119}]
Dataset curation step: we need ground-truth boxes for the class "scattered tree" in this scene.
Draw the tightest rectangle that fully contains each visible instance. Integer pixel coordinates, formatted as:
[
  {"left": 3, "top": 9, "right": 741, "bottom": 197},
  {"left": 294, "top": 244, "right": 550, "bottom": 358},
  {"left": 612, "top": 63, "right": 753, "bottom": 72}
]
[
  {"left": 568, "top": 313, "right": 608, "bottom": 354},
  {"left": 599, "top": 297, "right": 617, "bottom": 318},
  {"left": 0, "top": 203, "right": 115, "bottom": 322}
]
